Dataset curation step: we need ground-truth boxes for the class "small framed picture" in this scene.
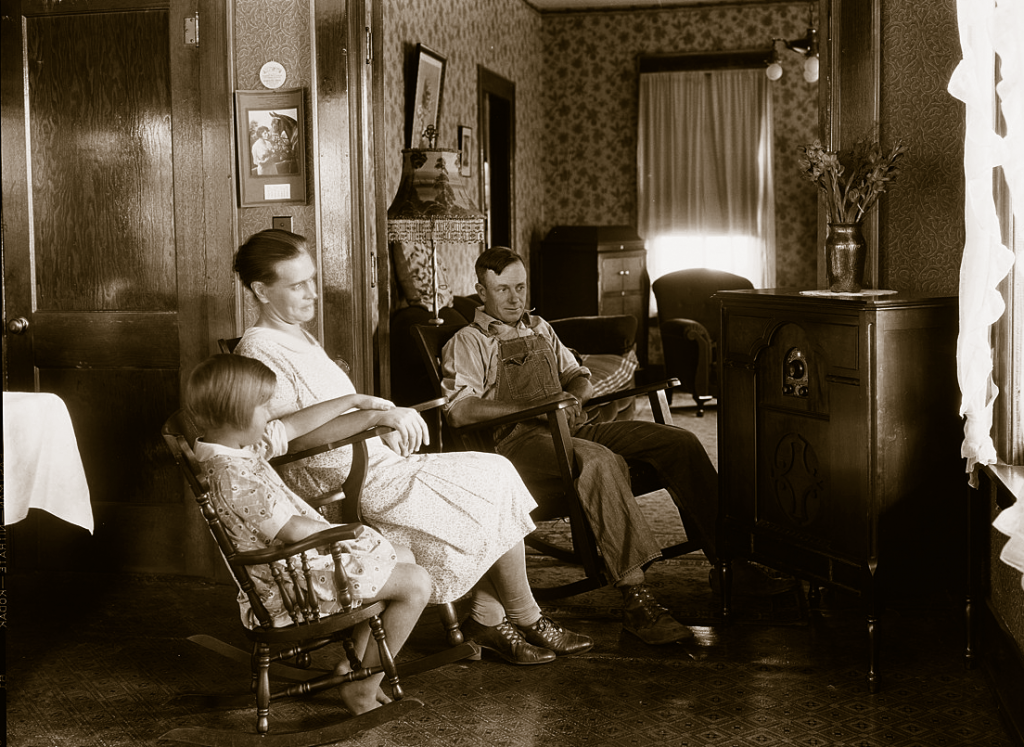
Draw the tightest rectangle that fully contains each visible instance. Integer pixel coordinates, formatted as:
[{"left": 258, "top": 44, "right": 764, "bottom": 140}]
[
  {"left": 234, "top": 88, "right": 306, "bottom": 207},
  {"left": 409, "top": 45, "right": 446, "bottom": 148},
  {"left": 458, "top": 125, "right": 473, "bottom": 177}
]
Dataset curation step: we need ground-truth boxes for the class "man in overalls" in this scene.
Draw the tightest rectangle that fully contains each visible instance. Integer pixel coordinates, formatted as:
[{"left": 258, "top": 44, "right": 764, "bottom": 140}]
[{"left": 442, "top": 247, "right": 790, "bottom": 647}]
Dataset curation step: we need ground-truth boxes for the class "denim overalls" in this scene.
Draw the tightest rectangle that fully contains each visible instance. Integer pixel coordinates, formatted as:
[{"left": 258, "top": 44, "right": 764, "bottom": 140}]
[{"left": 486, "top": 320, "right": 563, "bottom": 447}]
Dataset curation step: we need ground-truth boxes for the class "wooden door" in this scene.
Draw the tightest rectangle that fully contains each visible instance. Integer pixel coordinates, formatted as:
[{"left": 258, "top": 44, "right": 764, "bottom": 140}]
[{"left": 1, "top": 0, "right": 223, "bottom": 575}]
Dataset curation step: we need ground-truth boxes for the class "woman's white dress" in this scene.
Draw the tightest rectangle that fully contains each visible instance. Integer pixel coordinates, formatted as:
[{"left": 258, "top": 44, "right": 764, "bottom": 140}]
[{"left": 236, "top": 326, "right": 537, "bottom": 604}]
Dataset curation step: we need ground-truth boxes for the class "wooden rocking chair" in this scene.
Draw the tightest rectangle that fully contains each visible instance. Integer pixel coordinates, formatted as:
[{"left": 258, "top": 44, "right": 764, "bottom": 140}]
[
  {"left": 411, "top": 322, "right": 700, "bottom": 601},
  {"left": 159, "top": 408, "right": 477, "bottom": 747}
]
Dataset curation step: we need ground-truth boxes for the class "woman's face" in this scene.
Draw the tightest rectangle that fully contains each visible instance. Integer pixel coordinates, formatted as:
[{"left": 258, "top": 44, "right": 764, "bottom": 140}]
[{"left": 253, "top": 251, "right": 318, "bottom": 326}]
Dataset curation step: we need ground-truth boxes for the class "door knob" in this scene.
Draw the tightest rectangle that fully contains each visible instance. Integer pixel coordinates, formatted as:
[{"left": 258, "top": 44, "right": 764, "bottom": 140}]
[{"left": 7, "top": 317, "right": 29, "bottom": 334}]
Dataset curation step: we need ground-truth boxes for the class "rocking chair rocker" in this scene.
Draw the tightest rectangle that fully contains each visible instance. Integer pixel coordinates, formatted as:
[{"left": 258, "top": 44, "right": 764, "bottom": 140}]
[{"left": 159, "top": 408, "right": 477, "bottom": 747}]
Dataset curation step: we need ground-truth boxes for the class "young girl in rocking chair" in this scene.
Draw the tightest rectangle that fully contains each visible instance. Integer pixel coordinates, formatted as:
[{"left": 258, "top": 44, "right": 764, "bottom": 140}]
[{"left": 185, "top": 354, "right": 431, "bottom": 715}]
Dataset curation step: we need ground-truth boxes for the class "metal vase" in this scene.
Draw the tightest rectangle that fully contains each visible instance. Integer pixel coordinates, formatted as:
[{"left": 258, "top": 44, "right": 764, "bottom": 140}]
[{"left": 826, "top": 223, "right": 867, "bottom": 293}]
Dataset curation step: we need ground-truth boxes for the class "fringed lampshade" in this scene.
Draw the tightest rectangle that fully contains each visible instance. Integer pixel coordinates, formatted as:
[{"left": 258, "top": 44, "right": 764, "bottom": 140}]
[{"left": 388, "top": 149, "right": 485, "bottom": 323}]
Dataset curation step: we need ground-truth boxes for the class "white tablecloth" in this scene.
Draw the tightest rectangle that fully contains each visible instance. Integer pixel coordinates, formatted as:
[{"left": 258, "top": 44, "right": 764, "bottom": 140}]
[{"left": 3, "top": 391, "right": 94, "bottom": 533}]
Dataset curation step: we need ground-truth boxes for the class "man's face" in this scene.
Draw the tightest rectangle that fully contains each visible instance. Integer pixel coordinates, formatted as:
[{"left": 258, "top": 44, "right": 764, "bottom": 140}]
[{"left": 478, "top": 261, "right": 528, "bottom": 324}]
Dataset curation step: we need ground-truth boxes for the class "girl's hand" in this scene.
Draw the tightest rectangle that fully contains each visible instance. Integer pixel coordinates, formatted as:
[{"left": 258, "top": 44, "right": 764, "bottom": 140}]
[{"left": 378, "top": 407, "right": 430, "bottom": 457}]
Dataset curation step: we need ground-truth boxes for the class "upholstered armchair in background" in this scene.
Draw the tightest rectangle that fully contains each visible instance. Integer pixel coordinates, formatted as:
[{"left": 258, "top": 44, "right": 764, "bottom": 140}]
[{"left": 651, "top": 268, "right": 754, "bottom": 416}]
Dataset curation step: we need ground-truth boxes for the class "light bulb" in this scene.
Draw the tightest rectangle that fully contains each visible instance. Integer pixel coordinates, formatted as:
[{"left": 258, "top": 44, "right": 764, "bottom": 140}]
[
  {"left": 766, "top": 62, "right": 783, "bottom": 81},
  {"left": 803, "top": 55, "right": 819, "bottom": 83}
]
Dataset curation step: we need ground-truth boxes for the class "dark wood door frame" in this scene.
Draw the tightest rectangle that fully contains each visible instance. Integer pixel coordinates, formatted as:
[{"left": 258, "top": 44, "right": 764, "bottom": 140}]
[
  {"left": 818, "top": 0, "right": 880, "bottom": 289},
  {"left": 477, "top": 67, "right": 515, "bottom": 253},
  {"left": 314, "top": 0, "right": 381, "bottom": 395}
]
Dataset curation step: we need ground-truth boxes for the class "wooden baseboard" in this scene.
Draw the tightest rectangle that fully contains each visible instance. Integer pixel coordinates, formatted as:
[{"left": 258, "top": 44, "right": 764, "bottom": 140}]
[{"left": 979, "top": 600, "right": 1024, "bottom": 746}]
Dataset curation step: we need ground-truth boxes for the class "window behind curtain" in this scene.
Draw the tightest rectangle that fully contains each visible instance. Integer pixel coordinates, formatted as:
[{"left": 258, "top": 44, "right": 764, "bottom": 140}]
[
  {"left": 637, "top": 66, "right": 775, "bottom": 312},
  {"left": 992, "top": 55, "right": 1023, "bottom": 465}
]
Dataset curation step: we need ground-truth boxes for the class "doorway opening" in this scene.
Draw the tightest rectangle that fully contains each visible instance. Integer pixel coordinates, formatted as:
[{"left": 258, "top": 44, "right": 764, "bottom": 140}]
[{"left": 477, "top": 67, "right": 515, "bottom": 251}]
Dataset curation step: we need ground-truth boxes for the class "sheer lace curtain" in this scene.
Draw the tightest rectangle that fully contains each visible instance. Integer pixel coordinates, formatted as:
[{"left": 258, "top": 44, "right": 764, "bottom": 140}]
[
  {"left": 950, "top": 0, "right": 1023, "bottom": 578},
  {"left": 637, "top": 69, "right": 775, "bottom": 299}
]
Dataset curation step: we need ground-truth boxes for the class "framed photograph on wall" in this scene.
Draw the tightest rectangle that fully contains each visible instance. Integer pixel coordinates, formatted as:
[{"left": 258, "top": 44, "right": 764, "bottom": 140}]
[
  {"left": 234, "top": 88, "right": 306, "bottom": 207},
  {"left": 409, "top": 45, "right": 446, "bottom": 148},
  {"left": 458, "top": 125, "right": 473, "bottom": 177}
]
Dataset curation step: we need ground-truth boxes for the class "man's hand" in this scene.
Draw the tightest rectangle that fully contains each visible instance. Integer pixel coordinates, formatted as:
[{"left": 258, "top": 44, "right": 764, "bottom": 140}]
[
  {"left": 563, "top": 395, "right": 589, "bottom": 431},
  {"left": 535, "top": 392, "right": 588, "bottom": 431},
  {"left": 378, "top": 407, "right": 430, "bottom": 457}
]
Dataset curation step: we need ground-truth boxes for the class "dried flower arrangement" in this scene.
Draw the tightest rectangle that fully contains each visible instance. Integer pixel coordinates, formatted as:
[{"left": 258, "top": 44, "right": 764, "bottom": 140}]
[{"left": 799, "top": 138, "right": 907, "bottom": 224}]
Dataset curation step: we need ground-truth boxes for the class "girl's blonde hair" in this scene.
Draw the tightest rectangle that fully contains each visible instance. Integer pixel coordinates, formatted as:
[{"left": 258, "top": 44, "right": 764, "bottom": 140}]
[{"left": 185, "top": 354, "right": 277, "bottom": 431}]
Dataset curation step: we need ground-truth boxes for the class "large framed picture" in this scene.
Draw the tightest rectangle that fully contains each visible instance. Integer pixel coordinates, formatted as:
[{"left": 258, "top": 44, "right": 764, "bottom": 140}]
[
  {"left": 234, "top": 88, "right": 306, "bottom": 207},
  {"left": 408, "top": 45, "right": 446, "bottom": 148}
]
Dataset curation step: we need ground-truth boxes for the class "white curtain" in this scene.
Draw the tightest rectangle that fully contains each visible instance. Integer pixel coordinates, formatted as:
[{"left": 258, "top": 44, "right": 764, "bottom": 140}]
[
  {"left": 950, "top": 0, "right": 1024, "bottom": 580},
  {"left": 637, "top": 69, "right": 775, "bottom": 289}
]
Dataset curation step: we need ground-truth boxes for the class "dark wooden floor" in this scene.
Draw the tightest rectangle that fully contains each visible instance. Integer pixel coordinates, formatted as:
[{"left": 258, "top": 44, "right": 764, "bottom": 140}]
[{"left": 7, "top": 560, "right": 1019, "bottom": 746}]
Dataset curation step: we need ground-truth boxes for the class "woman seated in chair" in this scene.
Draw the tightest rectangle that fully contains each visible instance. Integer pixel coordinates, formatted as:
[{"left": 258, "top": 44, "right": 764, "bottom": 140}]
[
  {"left": 186, "top": 353, "right": 431, "bottom": 714},
  {"left": 229, "top": 229, "right": 592, "bottom": 666}
]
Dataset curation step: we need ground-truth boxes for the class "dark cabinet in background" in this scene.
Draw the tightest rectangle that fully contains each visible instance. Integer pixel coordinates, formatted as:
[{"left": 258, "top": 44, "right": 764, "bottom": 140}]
[
  {"left": 538, "top": 225, "right": 648, "bottom": 365},
  {"left": 716, "top": 289, "right": 963, "bottom": 691}
]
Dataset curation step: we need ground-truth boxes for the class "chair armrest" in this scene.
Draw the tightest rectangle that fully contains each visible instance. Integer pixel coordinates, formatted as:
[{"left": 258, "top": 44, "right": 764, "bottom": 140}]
[
  {"left": 269, "top": 396, "right": 446, "bottom": 467},
  {"left": 451, "top": 394, "right": 578, "bottom": 438},
  {"left": 230, "top": 523, "right": 368, "bottom": 566},
  {"left": 659, "top": 318, "right": 715, "bottom": 398},
  {"left": 412, "top": 397, "right": 446, "bottom": 412},
  {"left": 588, "top": 377, "right": 680, "bottom": 425},
  {"left": 587, "top": 377, "right": 680, "bottom": 408},
  {"left": 660, "top": 318, "right": 712, "bottom": 346}
]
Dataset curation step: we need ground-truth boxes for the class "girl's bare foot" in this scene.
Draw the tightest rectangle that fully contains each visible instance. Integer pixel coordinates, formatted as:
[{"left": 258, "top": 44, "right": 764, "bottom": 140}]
[
  {"left": 376, "top": 688, "right": 393, "bottom": 705},
  {"left": 338, "top": 680, "right": 381, "bottom": 715}
]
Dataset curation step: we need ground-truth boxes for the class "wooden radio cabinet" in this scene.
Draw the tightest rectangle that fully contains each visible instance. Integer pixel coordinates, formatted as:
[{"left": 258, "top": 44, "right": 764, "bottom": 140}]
[
  {"left": 715, "top": 289, "right": 963, "bottom": 691},
  {"left": 538, "top": 225, "right": 649, "bottom": 365}
]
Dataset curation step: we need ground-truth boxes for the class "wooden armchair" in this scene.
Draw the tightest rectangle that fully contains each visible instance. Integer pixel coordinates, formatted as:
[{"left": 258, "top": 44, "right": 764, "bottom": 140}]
[
  {"left": 159, "top": 409, "right": 476, "bottom": 746},
  {"left": 411, "top": 322, "right": 699, "bottom": 601}
]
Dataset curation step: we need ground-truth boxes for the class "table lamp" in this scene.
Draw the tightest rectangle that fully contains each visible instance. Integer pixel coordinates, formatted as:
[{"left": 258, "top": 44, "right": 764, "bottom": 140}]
[{"left": 387, "top": 148, "right": 485, "bottom": 324}]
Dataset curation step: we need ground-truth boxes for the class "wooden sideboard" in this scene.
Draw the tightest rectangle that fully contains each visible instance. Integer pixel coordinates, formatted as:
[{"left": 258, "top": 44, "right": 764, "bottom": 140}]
[
  {"left": 715, "top": 289, "right": 964, "bottom": 692},
  {"left": 537, "top": 225, "right": 649, "bottom": 365}
]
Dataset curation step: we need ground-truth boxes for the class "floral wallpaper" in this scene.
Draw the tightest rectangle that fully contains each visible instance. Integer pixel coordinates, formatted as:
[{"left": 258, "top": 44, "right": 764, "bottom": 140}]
[
  {"left": 540, "top": 3, "right": 820, "bottom": 289},
  {"left": 234, "top": 0, "right": 316, "bottom": 247},
  {"left": 879, "top": 0, "right": 963, "bottom": 295},
  {"left": 233, "top": 0, "right": 317, "bottom": 328},
  {"left": 383, "top": 1, "right": 819, "bottom": 295},
  {"left": 233, "top": 0, "right": 963, "bottom": 306},
  {"left": 383, "top": 0, "right": 546, "bottom": 297}
]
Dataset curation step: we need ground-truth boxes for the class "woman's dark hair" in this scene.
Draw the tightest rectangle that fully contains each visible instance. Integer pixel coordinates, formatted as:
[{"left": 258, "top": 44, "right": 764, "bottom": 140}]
[
  {"left": 233, "top": 229, "right": 309, "bottom": 291},
  {"left": 475, "top": 246, "right": 524, "bottom": 283}
]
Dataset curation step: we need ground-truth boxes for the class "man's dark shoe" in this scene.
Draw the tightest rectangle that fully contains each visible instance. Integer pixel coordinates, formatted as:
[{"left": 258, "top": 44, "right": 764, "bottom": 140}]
[
  {"left": 519, "top": 615, "right": 594, "bottom": 656},
  {"left": 621, "top": 585, "right": 692, "bottom": 645},
  {"left": 709, "top": 562, "right": 797, "bottom": 598},
  {"left": 461, "top": 617, "right": 556, "bottom": 665}
]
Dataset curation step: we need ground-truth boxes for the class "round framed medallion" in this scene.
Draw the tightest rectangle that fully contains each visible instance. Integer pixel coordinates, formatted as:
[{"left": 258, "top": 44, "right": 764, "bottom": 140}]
[{"left": 259, "top": 61, "right": 287, "bottom": 90}]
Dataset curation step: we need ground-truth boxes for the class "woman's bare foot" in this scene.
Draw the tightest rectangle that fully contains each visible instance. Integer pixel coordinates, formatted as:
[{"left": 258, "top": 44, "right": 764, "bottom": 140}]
[{"left": 376, "top": 688, "right": 393, "bottom": 705}]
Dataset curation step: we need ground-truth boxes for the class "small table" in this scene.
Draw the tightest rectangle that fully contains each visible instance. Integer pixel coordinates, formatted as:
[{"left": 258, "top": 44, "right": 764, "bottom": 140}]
[{"left": 3, "top": 391, "right": 94, "bottom": 533}]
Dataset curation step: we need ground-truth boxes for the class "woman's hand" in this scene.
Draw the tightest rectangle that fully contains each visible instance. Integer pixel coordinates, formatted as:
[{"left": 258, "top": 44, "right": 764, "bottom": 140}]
[
  {"left": 378, "top": 407, "right": 430, "bottom": 457},
  {"left": 353, "top": 394, "right": 395, "bottom": 412}
]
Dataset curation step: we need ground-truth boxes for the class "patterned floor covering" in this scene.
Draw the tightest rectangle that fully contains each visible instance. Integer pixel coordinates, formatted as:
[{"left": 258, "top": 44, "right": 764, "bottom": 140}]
[{"left": 7, "top": 405, "right": 1019, "bottom": 746}]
